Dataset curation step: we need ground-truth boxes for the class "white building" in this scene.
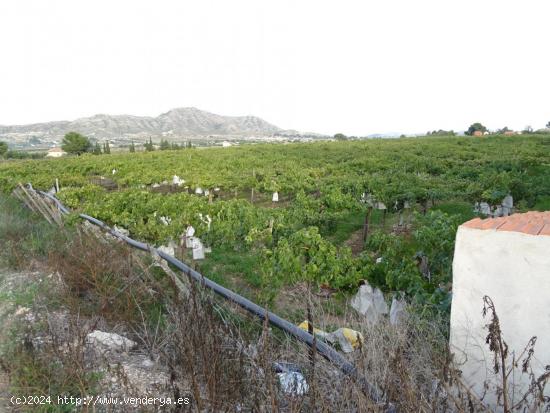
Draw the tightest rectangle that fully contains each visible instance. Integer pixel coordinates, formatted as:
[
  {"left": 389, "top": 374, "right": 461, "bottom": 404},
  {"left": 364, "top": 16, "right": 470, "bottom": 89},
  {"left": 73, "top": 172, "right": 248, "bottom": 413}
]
[
  {"left": 46, "top": 147, "right": 67, "bottom": 157},
  {"left": 450, "top": 212, "right": 550, "bottom": 408}
]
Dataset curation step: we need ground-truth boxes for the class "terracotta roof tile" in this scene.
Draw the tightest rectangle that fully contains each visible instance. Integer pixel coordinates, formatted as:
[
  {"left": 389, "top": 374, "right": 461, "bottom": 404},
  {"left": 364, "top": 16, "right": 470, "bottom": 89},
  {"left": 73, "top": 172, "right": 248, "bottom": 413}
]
[
  {"left": 539, "top": 224, "right": 550, "bottom": 236},
  {"left": 461, "top": 211, "right": 550, "bottom": 236}
]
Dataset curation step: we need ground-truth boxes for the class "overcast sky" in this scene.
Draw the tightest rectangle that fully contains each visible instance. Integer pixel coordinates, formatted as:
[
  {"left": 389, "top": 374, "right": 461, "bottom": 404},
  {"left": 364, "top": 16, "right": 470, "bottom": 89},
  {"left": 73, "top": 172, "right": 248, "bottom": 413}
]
[{"left": 1, "top": 0, "right": 549, "bottom": 135}]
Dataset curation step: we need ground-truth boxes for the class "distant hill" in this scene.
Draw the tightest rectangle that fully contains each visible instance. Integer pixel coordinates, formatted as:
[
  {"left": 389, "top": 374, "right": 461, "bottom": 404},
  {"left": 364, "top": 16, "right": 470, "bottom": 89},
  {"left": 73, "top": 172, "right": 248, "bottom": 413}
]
[{"left": 0, "top": 107, "right": 300, "bottom": 147}]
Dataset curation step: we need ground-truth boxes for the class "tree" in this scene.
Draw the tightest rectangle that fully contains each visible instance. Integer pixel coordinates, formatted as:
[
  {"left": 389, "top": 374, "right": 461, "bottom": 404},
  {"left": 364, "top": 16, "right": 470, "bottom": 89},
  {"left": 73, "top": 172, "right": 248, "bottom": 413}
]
[
  {"left": 160, "top": 139, "right": 170, "bottom": 150},
  {"left": 144, "top": 137, "right": 155, "bottom": 151},
  {"left": 0, "top": 141, "right": 7, "bottom": 158},
  {"left": 428, "top": 129, "right": 456, "bottom": 136},
  {"left": 129, "top": 142, "right": 136, "bottom": 153},
  {"left": 61, "top": 132, "right": 91, "bottom": 155},
  {"left": 103, "top": 141, "right": 111, "bottom": 154},
  {"left": 334, "top": 133, "right": 347, "bottom": 141},
  {"left": 497, "top": 126, "right": 510, "bottom": 134},
  {"left": 93, "top": 142, "right": 102, "bottom": 155},
  {"left": 546, "top": 121, "right": 550, "bottom": 129},
  {"left": 522, "top": 125, "right": 533, "bottom": 134},
  {"left": 465, "top": 123, "right": 487, "bottom": 136}
]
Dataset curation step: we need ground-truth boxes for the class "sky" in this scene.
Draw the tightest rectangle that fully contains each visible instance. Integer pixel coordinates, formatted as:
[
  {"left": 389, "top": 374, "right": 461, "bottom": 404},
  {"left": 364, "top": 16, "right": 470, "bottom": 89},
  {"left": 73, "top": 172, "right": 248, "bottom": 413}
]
[{"left": 1, "top": 0, "right": 549, "bottom": 136}]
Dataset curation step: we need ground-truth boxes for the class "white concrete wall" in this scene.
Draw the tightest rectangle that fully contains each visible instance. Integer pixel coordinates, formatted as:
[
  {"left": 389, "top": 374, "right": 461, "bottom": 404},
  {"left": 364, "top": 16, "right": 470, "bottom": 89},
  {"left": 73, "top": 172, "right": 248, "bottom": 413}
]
[{"left": 450, "top": 226, "right": 550, "bottom": 408}]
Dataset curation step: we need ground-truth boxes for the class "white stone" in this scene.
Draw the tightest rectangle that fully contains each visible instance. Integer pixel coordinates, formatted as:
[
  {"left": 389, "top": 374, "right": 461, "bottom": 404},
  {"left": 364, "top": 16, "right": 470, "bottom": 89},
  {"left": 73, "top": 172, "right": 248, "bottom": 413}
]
[
  {"left": 195, "top": 187, "right": 203, "bottom": 195},
  {"left": 112, "top": 169, "right": 117, "bottom": 175},
  {"left": 450, "top": 225, "right": 550, "bottom": 407},
  {"left": 86, "top": 330, "right": 136, "bottom": 353},
  {"left": 272, "top": 192, "right": 279, "bottom": 202}
]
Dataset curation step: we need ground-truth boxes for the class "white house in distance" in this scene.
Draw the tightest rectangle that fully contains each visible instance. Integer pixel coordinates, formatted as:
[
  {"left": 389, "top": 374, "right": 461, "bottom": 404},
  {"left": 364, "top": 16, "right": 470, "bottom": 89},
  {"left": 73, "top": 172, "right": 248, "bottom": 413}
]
[
  {"left": 450, "top": 211, "right": 550, "bottom": 408},
  {"left": 46, "top": 147, "right": 67, "bottom": 158}
]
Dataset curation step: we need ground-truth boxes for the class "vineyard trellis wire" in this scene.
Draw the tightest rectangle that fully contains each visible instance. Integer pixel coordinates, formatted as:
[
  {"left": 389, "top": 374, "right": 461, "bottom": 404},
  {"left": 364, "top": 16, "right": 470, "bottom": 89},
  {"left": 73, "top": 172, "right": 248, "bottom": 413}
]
[{"left": 16, "top": 184, "right": 396, "bottom": 412}]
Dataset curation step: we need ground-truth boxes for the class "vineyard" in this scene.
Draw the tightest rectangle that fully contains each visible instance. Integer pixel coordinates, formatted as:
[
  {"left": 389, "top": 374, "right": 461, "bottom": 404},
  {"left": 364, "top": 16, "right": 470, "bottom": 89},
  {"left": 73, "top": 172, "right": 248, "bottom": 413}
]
[{"left": 1, "top": 135, "right": 549, "bottom": 316}]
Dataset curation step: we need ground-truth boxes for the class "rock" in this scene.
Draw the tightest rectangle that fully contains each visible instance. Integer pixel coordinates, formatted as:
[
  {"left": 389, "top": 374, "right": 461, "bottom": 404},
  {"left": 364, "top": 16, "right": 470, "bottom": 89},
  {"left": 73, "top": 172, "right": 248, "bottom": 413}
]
[
  {"left": 14, "top": 306, "right": 30, "bottom": 317},
  {"left": 86, "top": 330, "right": 136, "bottom": 353},
  {"left": 351, "top": 282, "right": 388, "bottom": 323}
]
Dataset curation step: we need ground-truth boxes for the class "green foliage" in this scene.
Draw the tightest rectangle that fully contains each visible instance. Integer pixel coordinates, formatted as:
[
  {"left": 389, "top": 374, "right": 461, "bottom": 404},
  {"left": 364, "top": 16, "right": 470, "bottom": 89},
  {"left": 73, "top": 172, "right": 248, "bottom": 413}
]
[
  {"left": 427, "top": 129, "right": 455, "bottom": 136},
  {"left": 4, "top": 150, "right": 46, "bottom": 160},
  {"left": 465, "top": 122, "right": 487, "bottom": 135},
  {"left": 0, "top": 141, "right": 7, "bottom": 157},
  {"left": 262, "top": 227, "right": 359, "bottom": 289},
  {"left": 61, "top": 132, "right": 91, "bottom": 155},
  {"left": 361, "top": 211, "right": 459, "bottom": 311},
  {"left": 144, "top": 137, "right": 155, "bottom": 151},
  {"left": 1, "top": 136, "right": 550, "bottom": 316},
  {"left": 129, "top": 142, "right": 136, "bottom": 153},
  {"left": 93, "top": 142, "right": 102, "bottom": 155}
]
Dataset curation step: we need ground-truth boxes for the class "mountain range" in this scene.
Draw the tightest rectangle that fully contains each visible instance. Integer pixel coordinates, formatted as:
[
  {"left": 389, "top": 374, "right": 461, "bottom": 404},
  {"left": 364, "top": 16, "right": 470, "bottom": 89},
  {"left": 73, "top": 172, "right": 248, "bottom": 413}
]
[{"left": 0, "top": 107, "right": 314, "bottom": 148}]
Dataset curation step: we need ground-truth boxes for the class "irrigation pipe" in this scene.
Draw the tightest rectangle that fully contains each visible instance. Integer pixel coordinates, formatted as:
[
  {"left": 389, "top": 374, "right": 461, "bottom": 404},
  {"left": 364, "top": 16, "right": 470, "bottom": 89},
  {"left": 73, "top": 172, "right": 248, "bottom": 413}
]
[{"left": 37, "top": 188, "right": 393, "bottom": 411}]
